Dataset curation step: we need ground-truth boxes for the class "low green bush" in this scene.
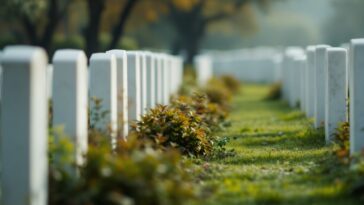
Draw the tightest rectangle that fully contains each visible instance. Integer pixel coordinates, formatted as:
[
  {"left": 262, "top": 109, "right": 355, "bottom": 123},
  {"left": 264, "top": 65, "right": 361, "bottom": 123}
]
[
  {"left": 203, "top": 78, "right": 232, "bottom": 110},
  {"left": 334, "top": 122, "right": 350, "bottom": 163},
  {"left": 173, "top": 93, "right": 228, "bottom": 132},
  {"left": 265, "top": 82, "right": 282, "bottom": 101},
  {"left": 132, "top": 105, "right": 213, "bottom": 157},
  {"left": 49, "top": 135, "right": 200, "bottom": 205},
  {"left": 220, "top": 75, "right": 241, "bottom": 94}
]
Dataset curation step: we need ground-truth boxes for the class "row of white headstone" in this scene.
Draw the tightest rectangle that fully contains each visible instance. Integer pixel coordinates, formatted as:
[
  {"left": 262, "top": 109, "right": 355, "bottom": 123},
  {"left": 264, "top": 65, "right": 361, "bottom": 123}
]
[
  {"left": 194, "top": 55, "right": 213, "bottom": 86},
  {"left": 281, "top": 39, "right": 364, "bottom": 156},
  {"left": 0, "top": 45, "right": 183, "bottom": 205},
  {"left": 194, "top": 48, "right": 282, "bottom": 84}
]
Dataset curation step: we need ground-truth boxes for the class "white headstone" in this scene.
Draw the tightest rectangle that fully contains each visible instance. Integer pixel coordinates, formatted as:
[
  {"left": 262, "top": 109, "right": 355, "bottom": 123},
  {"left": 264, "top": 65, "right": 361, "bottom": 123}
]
[
  {"left": 273, "top": 54, "right": 282, "bottom": 82},
  {"left": 89, "top": 53, "right": 117, "bottom": 145},
  {"left": 0, "top": 50, "right": 3, "bottom": 101},
  {"left": 106, "top": 50, "right": 129, "bottom": 138},
  {"left": 168, "top": 56, "right": 175, "bottom": 95},
  {"left": 156, "top": 54, "right": 163, "bottom": 105},
  {"left": 289, "top": 55, "right": 300, "bottom": 107},
  {"left": 314, "top": 45, "right": 330, "bottom": 128},
  {"left": 139, "top": 52, "right": 147, "bottom": 115},
  {"left": 294, "top": 55, "right": 307, "bottom": 111},
  {"left": 177, "top": 57, "right": 184, "bottom": 92},
  {"left": 350, "top": 39, "right": 364, "bottom": 154},
  {"left": 325, "top": 48, "right": 347, "bottom": 143},
  {"left": 306, "top": 46, "right": 316, "bottom": 118},
  {"left": 1, "top": 46, "right": 48, "bottom": 205},
  {"left": 46, "top": 64, "right": 53, "bottom": 99},
  {"left": 126, "top": 51, "right": 141, "bottom": 122},
  {"left": 162, "top": 54, "right": 170, "bottom": 105},
  {"left": 52, "top": 49, "right": 88, "bottom": 165},
  {"left": 145, "top": 52, "right": 155, "bottom": 110},
  {"left": 195, "top": 55, "right": 213, "bottom": 86}
]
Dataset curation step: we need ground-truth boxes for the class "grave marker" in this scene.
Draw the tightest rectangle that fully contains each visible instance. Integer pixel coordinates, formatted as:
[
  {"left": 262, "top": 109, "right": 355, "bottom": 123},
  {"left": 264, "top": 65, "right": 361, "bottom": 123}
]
[
  {"left": 89, "top": 53, "right": 117, "bottom": 145},
  {"left": 314, "top": 45, "right": 330, "bottom": 128},
  {"left": 162, "top": 54, "right": 170, "bottom": 105},
  {"left": 349, "top": 39, "right": 364, "bottom": 154},
  {"left": 126, "top": 51, "right": 141, "bottom": 121},
  {"left": 306, "top": 46, "right": 316, "bottom": 118},
  {"left": 139, "top": 52, "right": 147, "bottom": 115},
  {"left": 145, "top": 52, "right": 155, "bottom": 110},
  {"left": 52, "top": 49, "right": 88, "bottom": 165},
  {"left": 1, "top": 46, "right": 48, "bottom": 205},
  {"left": 106, "top": 50, "right": 129, "bottom": 138},
  {"left": 325, "top": 48, "right": 347, "bottom": 143}
]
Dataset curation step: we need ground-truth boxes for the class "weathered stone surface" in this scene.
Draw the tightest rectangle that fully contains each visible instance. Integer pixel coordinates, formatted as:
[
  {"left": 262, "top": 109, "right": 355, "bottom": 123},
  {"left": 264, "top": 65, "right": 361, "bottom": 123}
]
[
  {"left": 350, "top": 39, "right": 364, "bottom": 154},
  {"left": 314, "top": 45, "right": 330, "bottom": 128},
  {"left": 325, "top": 48, "right": 347, "bottom": 143}
]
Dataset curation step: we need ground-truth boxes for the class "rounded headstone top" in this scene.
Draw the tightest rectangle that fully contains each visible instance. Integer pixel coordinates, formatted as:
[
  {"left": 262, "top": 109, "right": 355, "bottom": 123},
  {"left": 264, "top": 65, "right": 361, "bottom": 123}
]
[
  {"left": 90, "top": 52, "right": 115, "bottom": 61},
  {"left": 293, "top": 54, "right": 307, "bottom": 61},
  {"left": 351, "top": 38, "right": 364, "bottom": 44},
  {"left": 285, "top": 47, "right": 304, "bottom": 57},
  {"left": 126, "top": 51, "right": 140, "bottom": 56},
  {"left": 52, "top": 49, "right": 86, "bottom": 62},
  {"left": 315, "top": 45, "right": 330, "bottom": 50},
  {"left": 3, "top": 45, "right": 47, "bottom": 63},
  {"left": 306, "top": 45, "right": 316, "bottom": 51},
  {"left": 327, "top": 47, "right": 347, "bottom": 53},
  {"left": 106, "top": 49, "right": 126, "bottom": 55}
]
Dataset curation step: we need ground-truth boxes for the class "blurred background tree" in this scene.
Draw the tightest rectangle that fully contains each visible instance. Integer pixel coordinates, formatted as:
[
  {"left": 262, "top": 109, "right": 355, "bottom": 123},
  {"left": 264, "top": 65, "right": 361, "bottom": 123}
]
[
  {"left": 3, "top": 0, "right": 357, "bottom": 63},
  {"left": 166, "top": 0, "right": 270, "bottom": 64},
  {"left": 1, "top": 0, "right": 72, "bottom": 51},
  {"left": 0, "top": 0, "right": 273, "bottom": 62}
]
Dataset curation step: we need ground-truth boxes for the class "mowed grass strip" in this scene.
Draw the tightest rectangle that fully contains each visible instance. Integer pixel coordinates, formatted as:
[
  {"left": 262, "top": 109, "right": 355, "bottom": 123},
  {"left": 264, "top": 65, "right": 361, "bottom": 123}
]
[{"left": 203, "top": 84, "right": 361, "bottom": 205}]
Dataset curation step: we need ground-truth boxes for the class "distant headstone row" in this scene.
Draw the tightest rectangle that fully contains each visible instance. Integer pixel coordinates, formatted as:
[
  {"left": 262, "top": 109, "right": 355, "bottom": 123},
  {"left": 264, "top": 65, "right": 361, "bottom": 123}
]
[
  {"left": 280, "top": 43, "right": 355, "bottom": 150},
  {"left": 0, "top": 46, "right": 183, "bottom": 205},
  {"left": 195, "top": 40, "right": 364, "bottom": 156},
  {"left": 194, "top": 47, "right": 282, "bottom": 85}
]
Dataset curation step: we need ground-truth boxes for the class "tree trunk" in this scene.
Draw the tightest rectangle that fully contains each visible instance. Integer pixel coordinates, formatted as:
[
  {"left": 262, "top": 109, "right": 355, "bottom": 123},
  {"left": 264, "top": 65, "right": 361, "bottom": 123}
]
[
  {"left": 85, "top": 0, "right": 105, "bottom": 57},
  {"left": 20, "top": 0, "right": 68, "bottom": 54},
  {"left": 108, "top": 0, "right": 139, "bottom": 50},
  {"left": 171, "top": 38, "right": 182, "bottom": 56},
  {"left": 21, "top": 16, "right": 39, "bottom": 45},
  {"left": 40, "top": 0, "right": 60, "bottom": 52},
  {"left": 167, "top": 2, "right": 206, "bottom": 64},
  {"left": 185, "top": 37, "right": 201, "bottom": 65}
]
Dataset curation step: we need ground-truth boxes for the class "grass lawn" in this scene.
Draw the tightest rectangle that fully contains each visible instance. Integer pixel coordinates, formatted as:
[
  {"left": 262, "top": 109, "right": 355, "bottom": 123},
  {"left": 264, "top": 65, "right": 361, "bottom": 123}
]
[{"left": 202, "top": 84, "right": 361, "bottom": 205}]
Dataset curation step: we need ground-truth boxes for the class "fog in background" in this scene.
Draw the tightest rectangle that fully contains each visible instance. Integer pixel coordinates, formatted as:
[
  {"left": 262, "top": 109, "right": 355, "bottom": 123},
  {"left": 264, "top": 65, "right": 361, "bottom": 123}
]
[{"left": 204, "top": 0, "right": 358, "bottom": 49}]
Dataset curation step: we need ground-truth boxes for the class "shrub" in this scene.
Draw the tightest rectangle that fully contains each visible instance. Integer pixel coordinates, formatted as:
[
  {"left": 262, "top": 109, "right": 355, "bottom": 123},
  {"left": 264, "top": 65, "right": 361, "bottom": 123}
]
[
  {"left": 203, "top": 78, "right": 232, "bottom": 110},
  {"left": 173, "top": 93, "right": 228, "bottom": 132},
  {"left": 132, "top": 105, "right": 213, "bottom": 157},
  {"left": 265, "top": 82, "right": 282, "bottom": 101},
  {"left": 334, "top": 122, "right": 350, "bottom": 163},
  {"left": 49, "top": 135, "right": 200, "bottom": 205},
  {"left": 220, "top": 75, "right": 241, "bottom": 94}
]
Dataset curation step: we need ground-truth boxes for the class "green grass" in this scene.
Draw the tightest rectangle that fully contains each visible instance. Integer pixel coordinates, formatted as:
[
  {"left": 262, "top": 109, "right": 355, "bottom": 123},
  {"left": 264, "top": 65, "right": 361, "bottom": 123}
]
[{"left": 202, "top": 84, "right": 360, "bottom": 205}]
